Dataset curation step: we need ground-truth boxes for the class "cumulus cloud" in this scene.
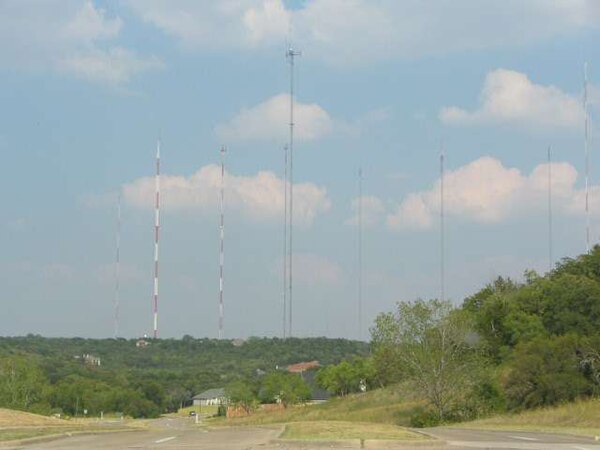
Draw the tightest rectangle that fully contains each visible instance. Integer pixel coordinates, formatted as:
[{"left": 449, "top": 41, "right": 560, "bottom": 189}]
[
  {"left": 440, "top": 69, "right": 584, "bottom": 130},
  {"left": 387, "top": 156, "right": 594, "bottom": 231},
  {"left": 122, "top": 164, "right": 331, "bottom": 226},
  {"left": 0, "top": 1, "right": 161, "bottom": 84},
  {"left": 127, "top": 0, "right": 600, "bottom": 65},
  {"left": 215, "top": 94, "right": 333, "bottom": 142},
  {"left": 346, "top": 196, "right": 386, "bottom": 227}
]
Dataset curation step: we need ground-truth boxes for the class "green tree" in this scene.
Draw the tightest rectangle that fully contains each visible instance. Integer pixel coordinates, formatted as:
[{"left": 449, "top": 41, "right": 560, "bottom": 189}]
[
  {"left": 504, "top": 334, "right": 593, "bottom": 409},
  {"left": 0, "top": 356, "right": 50, "bottom": 412},
  {"left": 259, "top": 372, "right": 311, "bottom": 407},
  {"left": 372, "top": 299, "right": 480, "bottom": 421},
  {"left": 226, "top": 380, "right": 257, "bottom": 413}
]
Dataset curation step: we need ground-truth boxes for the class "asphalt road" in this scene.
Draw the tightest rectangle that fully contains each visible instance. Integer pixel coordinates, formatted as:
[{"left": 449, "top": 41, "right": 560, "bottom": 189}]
[
  {"left": 7, "top": 419, "right": 600, "bottom": 449},
  {"left": 423, "top": 427, "right": 600, "bottom": 449}
]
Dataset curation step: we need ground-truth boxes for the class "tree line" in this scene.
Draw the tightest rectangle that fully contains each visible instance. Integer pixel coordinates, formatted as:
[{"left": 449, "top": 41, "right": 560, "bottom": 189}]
[{"left": 0, "top": 336, "right": 367, "bottom": 418}]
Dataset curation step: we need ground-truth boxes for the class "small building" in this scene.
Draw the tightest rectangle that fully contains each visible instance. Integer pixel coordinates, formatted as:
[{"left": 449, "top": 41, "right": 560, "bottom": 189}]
[
  {"left": 287, "top": 360, "right": 320, "bottom": 374},
  {"left": 192, "top": 388, "right": 227, "bottom": 406}
]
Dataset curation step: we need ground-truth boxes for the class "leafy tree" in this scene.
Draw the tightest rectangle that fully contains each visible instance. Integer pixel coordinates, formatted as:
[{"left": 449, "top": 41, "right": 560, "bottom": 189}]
[
  {"left": 371, "top": 299, "right": 480, "bottom": 421},
  {"left": 259, "top": 372, "right": 311, "bottom": 407},
  {"left": 0, "top": 356, "right": 49, "bottom": 412},
  {"left": 226, "top": 380, "right": 257, "bottom": 413},
  {"left": 316, "top": 357, "right": 375, "bottom": 396},
  {"left": 504, "top": 334, "right": 593, "bottom": 409}
]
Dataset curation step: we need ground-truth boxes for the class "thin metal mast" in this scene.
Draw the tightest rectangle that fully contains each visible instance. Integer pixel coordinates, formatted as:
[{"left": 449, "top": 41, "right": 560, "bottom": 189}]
[
  {"left": 114, "top": 193, "right": 121, "bottom": 338},
  {"left": 282, "top": 145, "right": 288, "bottom": 338},
  {"left": 152, "top": 140, "right": 160, "bottom": 339},
  {"left": 548, "top": 145, "right": 553, "bottom": 271},
  {"left": 584, "top": 62, "right": 590, "bottom": 253},
  {"left": 440, "top": 142, "right": 445, "bottom": 303},
  {"left": 287, "top": 43, "right": 300, "bottom": 337},
  {"left": 358, "top": 168, "right": 363, "bottom": 340},
  {"left": 218, "top": 146, "right": 226, "bottom": 339}
]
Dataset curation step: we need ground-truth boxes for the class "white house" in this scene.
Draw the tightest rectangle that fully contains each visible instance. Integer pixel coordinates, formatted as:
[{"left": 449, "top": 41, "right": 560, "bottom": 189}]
[{"left": 192, "top": 388, "right": 227, "bottom": 406}]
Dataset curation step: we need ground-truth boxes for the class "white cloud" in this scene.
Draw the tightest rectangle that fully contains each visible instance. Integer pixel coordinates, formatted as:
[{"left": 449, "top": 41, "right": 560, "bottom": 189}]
[
  {"left": 122, "top": 164, "right": 331, "bottom": 226},
  {"left": 127, "top": 0, "right": 600, "bottom": 65},
  {"left": 215, "top": 94, "right": 333, "bottom": 142},
  {"left": 346, "top": 195, "right": 386, "bottom": 227},
  {"left": 290, "top": 253, "right": 343, "bottom": 287},
  {"left": 0, "top": 1, "right": 161, "bottom": 84},
  {"left": 440, "top": 69, "right": 584, "bottom": 130},
  {"left": 387, "top": 156, "right": 594, "bottom": 231}
]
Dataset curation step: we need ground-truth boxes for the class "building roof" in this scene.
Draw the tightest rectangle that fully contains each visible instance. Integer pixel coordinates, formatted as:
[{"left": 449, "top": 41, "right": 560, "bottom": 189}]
[
  {"left": 193, "top": 388, "right": 226, "bottom": 400},
  {"left": 287, "top": 360, "right": 320, "bottom": 373}
]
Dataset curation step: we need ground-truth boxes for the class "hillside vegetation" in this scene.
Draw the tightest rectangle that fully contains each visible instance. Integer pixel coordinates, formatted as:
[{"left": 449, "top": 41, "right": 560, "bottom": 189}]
[{"left": 0, "top": 336, "right": 367, "bottom": 418}]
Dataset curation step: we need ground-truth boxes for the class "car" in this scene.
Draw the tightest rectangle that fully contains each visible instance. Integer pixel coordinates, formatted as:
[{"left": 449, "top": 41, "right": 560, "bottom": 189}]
[{"left": 188, "top": 411, "right": 197, "bottom": 417}]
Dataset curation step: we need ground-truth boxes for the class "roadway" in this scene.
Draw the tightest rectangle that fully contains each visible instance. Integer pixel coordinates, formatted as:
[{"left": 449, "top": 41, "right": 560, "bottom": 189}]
[{"left": 6, "top": 418, "right": 600, "bottom": 449}]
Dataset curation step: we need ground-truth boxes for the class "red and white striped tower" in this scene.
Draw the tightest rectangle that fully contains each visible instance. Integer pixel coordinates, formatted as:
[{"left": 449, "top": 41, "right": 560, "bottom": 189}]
[
  {"left": 218, "top": 146, "right": 226, "bottom": 339},
  {"left": 153, "top": 140, "right": 160, "bottom": 339}
]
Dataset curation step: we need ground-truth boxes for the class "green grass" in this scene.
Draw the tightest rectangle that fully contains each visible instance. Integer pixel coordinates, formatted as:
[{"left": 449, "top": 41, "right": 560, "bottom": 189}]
[
  {"left": 175, "top": 405, "right": 219, "bottom": 417},
  {"left": 457, "top": 398, "right": 600, "bottom": 437},
  {"left": 281, "top": 421, "right": 425, "bottom": 441}
]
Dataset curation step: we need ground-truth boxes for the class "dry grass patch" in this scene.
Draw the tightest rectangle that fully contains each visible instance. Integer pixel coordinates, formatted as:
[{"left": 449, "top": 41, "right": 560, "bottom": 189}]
[
  {"left": 459, "top": 398, "right": 600, "bottom": 437},
  {"left": 281, "top": 421, "right": 425, "bottom": 441},
  {"left": 0, "top": 409, "right": 67, "bottom": 427},
  {"left": 219, "top": 386, "right": 424, "bottom": 428}
]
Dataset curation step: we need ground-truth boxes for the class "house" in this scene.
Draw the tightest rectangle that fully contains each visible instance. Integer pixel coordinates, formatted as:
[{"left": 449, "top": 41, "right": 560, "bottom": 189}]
[
  {"left": 192, "top": 388, "right": 227, "bottom": 406},
  {"left": 287, "top": 360, "right": 320, "bottom": 373},
  {"left": 74, "top": 354, "right": 101, "bottom": 366}
]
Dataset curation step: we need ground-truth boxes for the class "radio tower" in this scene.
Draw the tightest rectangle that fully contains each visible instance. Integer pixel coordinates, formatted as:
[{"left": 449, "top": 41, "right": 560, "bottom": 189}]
[
  {"left": 218, "top": 146, "right": 226, "bottom": 339},
  {"left": 440, "top": 142, "right": 445, "bottom": 303},
  {"left": 357, "top": 168, "right": 363, "bottom": 340},
  {"left": 282, "top": 144, "right": 288, "bottom": 338},
  {"left": 584, "top": 62, "right": 591, "bottom": 253},
  {"left": 548, "top": 145, "right": 553, "bottom": 272},
  {"left": 287, "top": 43, "right": 300, "bottom": 337},
  {"left": 114, "top": 193, "right": 121, "bottom": 338},
  {"left": 152, "top": 140, "right": 160, "bottom": 339}
]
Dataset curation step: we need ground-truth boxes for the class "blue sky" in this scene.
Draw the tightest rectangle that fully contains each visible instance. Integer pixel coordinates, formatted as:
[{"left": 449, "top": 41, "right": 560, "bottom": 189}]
[{"left": 1, "top": 0, "right": 600, "bottom": 339}]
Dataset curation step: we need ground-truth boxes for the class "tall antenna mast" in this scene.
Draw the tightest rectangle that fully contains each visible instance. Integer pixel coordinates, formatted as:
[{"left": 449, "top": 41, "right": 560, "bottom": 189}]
[
  {"left": 548, "top": 145, "right": 553, "bottom": 271},
  {"left": 282, "top": 144, "right": 288, "bottom": 338},
  {"left": 440, "top": 142, "right": 445, "bottom": 303},
  {"left": 218, "top": 146, "right": 226, "bottom": 339},
  {"left": 152, "top": 139, "right": 160, "bottom": 339},
  {"left": 287, "top": 42, "right": 301, "bottom": 337},
  {"left": 584, "top": 62, "right": 590, "bottom": 253},
  {"left": 358, "top": 168, "right": 363, "bottom": 340},
  {"left": 114, "top": 193, "right": 121, "bottom": 338}
]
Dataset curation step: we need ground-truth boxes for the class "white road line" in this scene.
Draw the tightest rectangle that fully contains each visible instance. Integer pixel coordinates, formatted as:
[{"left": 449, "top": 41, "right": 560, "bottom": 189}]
[
  {"left": 155, "top": 436, "right": 176, "bottom": 444},
  {"left": 509, "top": 435, "right": 539, "bottom": 441},
  {"left": 573, "top": 446, "right": 591, "bottom": 450}
]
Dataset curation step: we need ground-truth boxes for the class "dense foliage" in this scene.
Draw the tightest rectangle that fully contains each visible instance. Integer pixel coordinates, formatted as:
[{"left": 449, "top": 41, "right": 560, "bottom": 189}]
[
  {"left": 0, "top": 336, "right": 367, "bottom": 417},
  {"left": 317, "top": 247, "right": 600, "bottom": 425}
]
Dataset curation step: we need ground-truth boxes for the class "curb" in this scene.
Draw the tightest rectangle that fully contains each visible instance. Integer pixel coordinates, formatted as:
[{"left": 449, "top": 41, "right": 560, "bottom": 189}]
[{"left": 270, "top": 438, "right": 446, "bottom": 449}]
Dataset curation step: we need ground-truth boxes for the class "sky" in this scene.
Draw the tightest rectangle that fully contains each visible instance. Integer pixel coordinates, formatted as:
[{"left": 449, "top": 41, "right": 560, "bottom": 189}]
[{"left": 1, "top": 0, "right": 600, "bottom": 340}]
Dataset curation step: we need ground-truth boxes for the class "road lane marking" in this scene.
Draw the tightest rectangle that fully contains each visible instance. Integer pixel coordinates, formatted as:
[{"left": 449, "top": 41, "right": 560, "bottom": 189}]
[
  {"left": 509, "top": 435, "right": 539, "bottom": 441},
  {"left": 155, "top": 436, "right": 176, "bottom": 444},
  {"left": 573, "top": 446, "right": 591, "bottom": 450}
]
